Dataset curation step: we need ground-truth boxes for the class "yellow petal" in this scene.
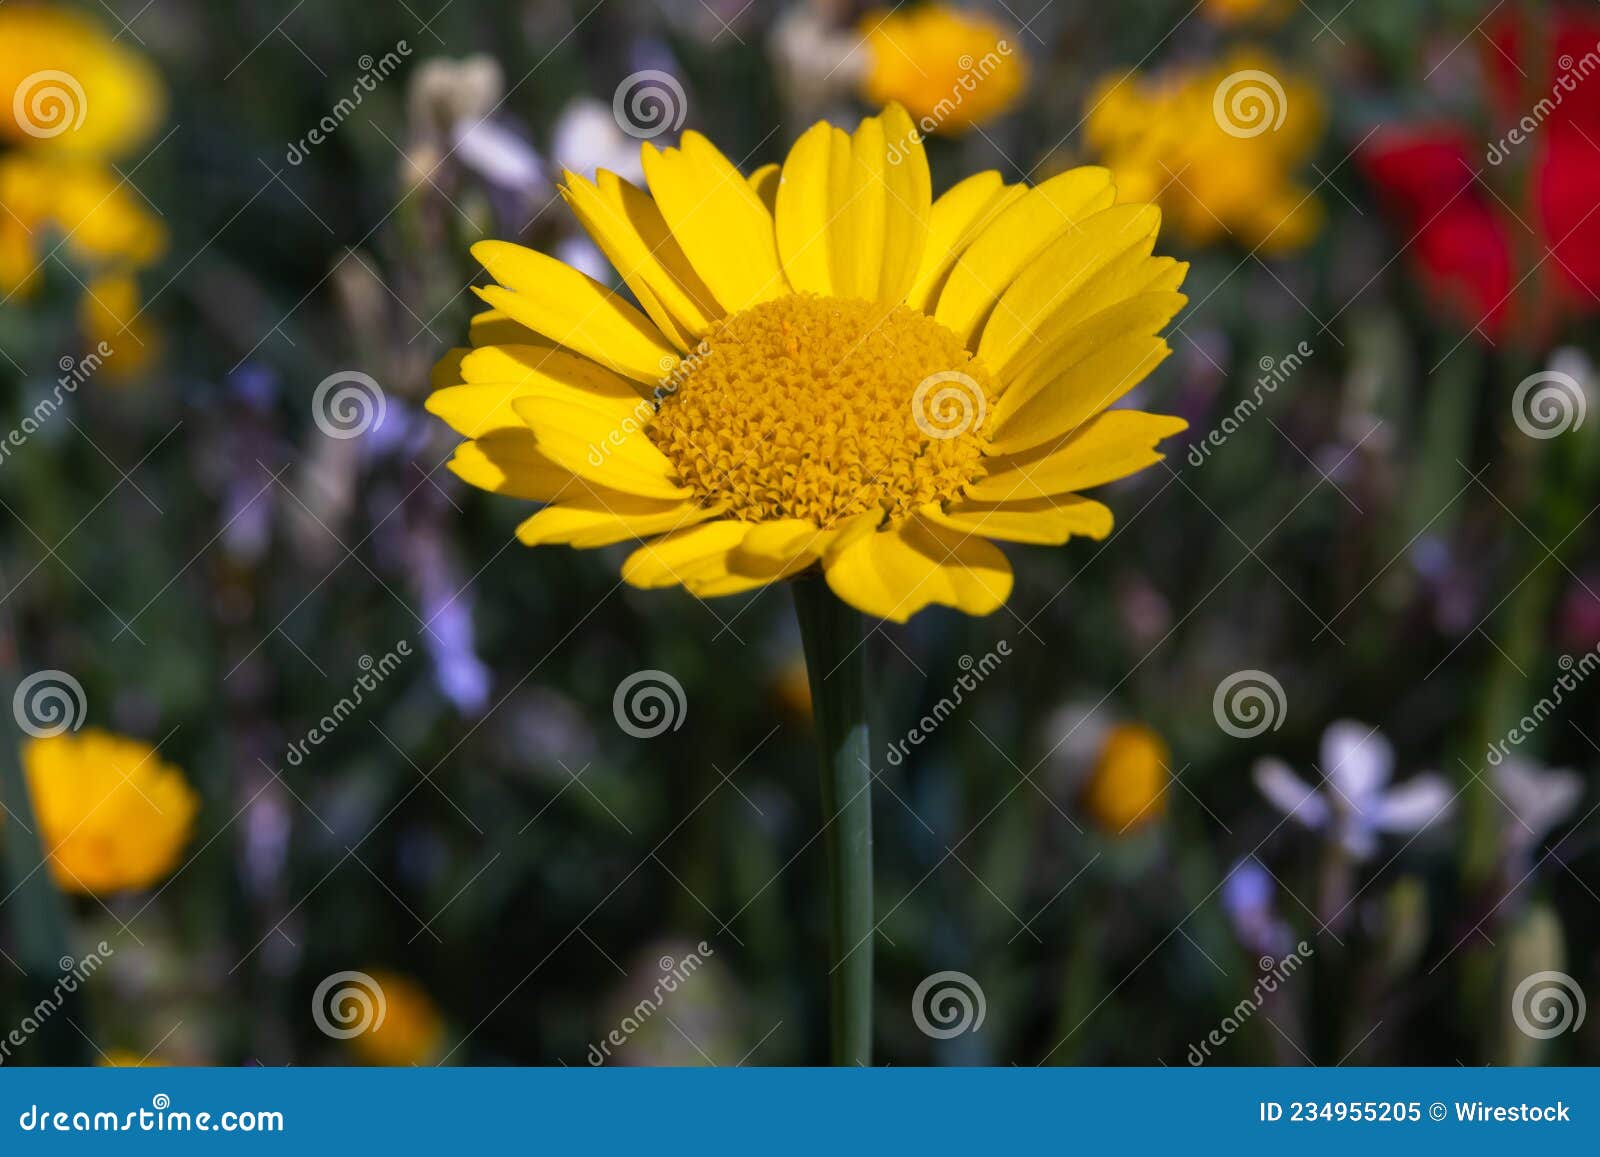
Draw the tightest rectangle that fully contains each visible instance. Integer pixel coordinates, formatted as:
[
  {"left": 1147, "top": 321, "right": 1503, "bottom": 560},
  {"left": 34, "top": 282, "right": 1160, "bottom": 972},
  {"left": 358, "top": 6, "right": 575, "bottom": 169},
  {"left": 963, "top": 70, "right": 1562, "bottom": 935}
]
[
  {"left": 774, "top": 105, "right": 931, "bottom": 303},
  {"left": 471, "top": 240, "right": 677, "bottom": 383},
  {"left": 748, "top": 163, "right": 780, "bottom": 212},
  {"left": 922, "top": 496, "right": 1114, "bottom": 545},
  {"left": 469, "top": 308, "right": 547, "bottom": 348},
  {"left": 511, "top": 396, "right": 689, "bottom": 500},
  {"left": 620, "top": 521, "right": 753, "bottom": 588},
  {"left": 823, "top": 516, "right": 1011, "bottom": 622},
  {"left": 934, "top": 166, "right": 1116, "bottom": 345},
  {"left": 977, "top": 204, "right": 1162, "bottom": 374},
  {"left": 905, "top": 171, "right": 1021, "bottom": 313},
  {"left": 516, "top": 495, "right": 723, "bottom": 548},
  {"left": 427, "top": 346, "right": 645, "bottom": 438},
  {"left": 991, "top": 292, "right": 1187, "bottom": 427},
  {"left": 447, "top": 432, "right": 589, "bottom": 502},
  {"left": 642, "top": 132, "right": 786, "bottom": 313},
  {"left": 431, "top": 348, "right": 469, "bottom": 392},
  {"left": 969, "top": 410, "right": 1187, "bottom": 500},
  {"left": 987, "top": 337, "right": 1173, "bottom": 454},
  {"left": 562, "top": 170, "right": 722, "bottom": 348}
]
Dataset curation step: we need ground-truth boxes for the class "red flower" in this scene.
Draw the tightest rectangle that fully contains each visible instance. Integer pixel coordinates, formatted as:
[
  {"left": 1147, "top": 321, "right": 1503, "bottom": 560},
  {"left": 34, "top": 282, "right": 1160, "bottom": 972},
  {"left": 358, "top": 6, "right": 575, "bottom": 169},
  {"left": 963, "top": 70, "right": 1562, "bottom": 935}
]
[{"left": 1361, "top": 9, "right": 1600, "bottom": 342}]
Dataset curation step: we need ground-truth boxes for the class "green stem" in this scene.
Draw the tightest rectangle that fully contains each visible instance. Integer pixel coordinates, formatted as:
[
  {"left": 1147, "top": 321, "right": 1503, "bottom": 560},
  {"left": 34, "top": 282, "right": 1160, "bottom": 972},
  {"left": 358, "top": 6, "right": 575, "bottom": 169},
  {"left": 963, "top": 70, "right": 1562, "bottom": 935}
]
[{"left": 791, "top": 571, "right": 873, "bottom": 1066}]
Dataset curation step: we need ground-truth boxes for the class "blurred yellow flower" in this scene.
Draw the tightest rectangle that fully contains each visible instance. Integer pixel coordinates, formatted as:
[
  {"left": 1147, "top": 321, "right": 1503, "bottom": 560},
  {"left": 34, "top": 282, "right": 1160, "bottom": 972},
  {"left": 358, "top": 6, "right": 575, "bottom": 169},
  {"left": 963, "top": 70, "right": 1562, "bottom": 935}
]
[
  {"left": 99, "top": 1050, "right": 168, "bottom": 1066},
  {"left": 79, "top": 271, "right": 160, "bottom": 378},
  {"left": 1202, "top": 0, "right": 1291, "bottom": 25},
  {"left": 0, "top": 4, "right": 165, "bottom": 158},
  {"left": 858, "top": 6, "right": 1025, "bottom": 134},
  {"left": 1080, "top": 722, "right": 1168, "bottom": 833},
  {"left": 0, "top": 154, "right": 167, "bottom": 272},
  {"left": 21, "top": 729, "right": 198, "bottom": 895},
  {"left": 1086, "top": 52, "right": 1323, "bottom": 253},
  {"left": 349, "top": 971, "right": 445, "bottom": 1066}
]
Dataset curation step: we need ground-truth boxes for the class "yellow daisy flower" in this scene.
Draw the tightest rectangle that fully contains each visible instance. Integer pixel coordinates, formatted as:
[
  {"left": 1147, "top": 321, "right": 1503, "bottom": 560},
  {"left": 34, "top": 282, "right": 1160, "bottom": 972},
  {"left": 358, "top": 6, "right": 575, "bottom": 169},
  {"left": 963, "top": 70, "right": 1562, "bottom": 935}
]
[
  {"left": 1202, "top": 0, "right": 1292, "bottom": 25},
  {"left": 1086, "top": 52, "right": 1323, "bottom": 254},
  {"left": 99, "top": 1050, "right": 169, "bottom": 1067},
  {"left": 1079, "top": 722, "right": 1169, "bottom": 834},
  {"left": 79, "top": 271, "right": 160, "bottom": 378},
  {"left": 858, "top": 6, "right": 1026, "bottom": 134},
  {"left": 348, "top": 971, "right": 446, "bottom": 1067},
  {"left": 430, "top": 103, "right": 1188, "bottom": 623},
  {"left": 0, "top": 154, "right": 168, "bottom": 303},
  {"left": 20, "top": 729, "right": 198, "bottom": 895},
  {"left": 0, "top": 4, "right": 166, "bottom": 158}
]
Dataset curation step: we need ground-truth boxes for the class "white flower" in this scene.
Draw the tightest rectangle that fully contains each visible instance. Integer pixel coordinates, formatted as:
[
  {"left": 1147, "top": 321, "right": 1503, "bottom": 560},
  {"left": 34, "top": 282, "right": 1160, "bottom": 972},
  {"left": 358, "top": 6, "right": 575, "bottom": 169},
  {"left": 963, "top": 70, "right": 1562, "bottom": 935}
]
[
  {"left": 1254, "top": 721, "right": 1454, "bottom": 859},
  {"left": 451, "top": 117, "right": 545, "bottom": 193},
  {"left": 549, "top": 96, "right": 645, "bottom": 184},
  {"left": 1492, "top": 756, "right": 1583, "bottom": 862}
]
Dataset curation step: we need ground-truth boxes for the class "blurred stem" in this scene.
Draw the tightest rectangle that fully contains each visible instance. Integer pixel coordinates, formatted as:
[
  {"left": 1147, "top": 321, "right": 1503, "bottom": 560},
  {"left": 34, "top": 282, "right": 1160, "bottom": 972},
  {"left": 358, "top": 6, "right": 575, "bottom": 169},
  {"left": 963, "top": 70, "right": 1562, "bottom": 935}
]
[
  {"left": 0, "top": 567, "right": 88, "bottom": 1064},
  {"left": 791, "top": 572, "right": 873, "bottom": 1066}
]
